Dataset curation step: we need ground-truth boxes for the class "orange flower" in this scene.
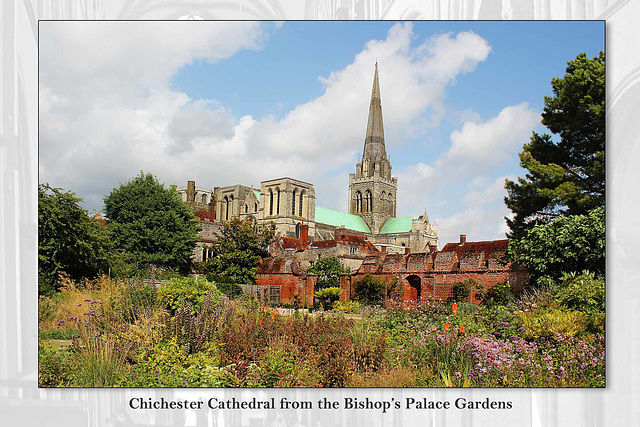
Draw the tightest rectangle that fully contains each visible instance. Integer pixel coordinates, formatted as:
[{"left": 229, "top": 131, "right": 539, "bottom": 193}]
[
  {"left": 443, "top": 322, "right": 450, "bottom": 331},
  {"left": 259, "top": 319, "right": 263, "bottom": 325},
  {"left": 263, "top": 306, "right": 269, "bottom": 313},
  {"left": 460, "top": 325, "right": 465, "bottom": 333},
  {"left": 452, "top": 303, "right": 458, "bottom": 314},
  {"left": 270, "top": 311, "right": 276, "bottom": 320}
]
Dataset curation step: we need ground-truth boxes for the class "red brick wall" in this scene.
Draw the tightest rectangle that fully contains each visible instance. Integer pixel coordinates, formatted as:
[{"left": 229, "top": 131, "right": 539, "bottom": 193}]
[{"left": 256, "top": 274, "right": 315, "bottom": 306}]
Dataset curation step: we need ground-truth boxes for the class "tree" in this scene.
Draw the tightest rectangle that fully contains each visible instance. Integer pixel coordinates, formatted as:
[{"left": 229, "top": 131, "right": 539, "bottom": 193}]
[
  {"left": 505, "top": 52, "right": 604, "bottom": 239},
  {"left": 203, "top": 217, "right": 276, "bottom": 285},
  {"left": 507, "top": 208, "right": 604, "bottom": 287},
  {"left": 307, "top": 256, "right": 350, "bottom": 291},
  {"left": 38, "top": 184, "right": 111, "bottom": 295},
  {"left": 103, "top": 172, "right": 199, "bottom": 274},
  {"left": 353, "top": 274, "right": 389, "bottom": 306}
]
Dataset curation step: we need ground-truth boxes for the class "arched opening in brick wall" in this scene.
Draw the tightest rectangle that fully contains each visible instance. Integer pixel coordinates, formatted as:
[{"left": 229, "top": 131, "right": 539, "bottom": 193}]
[{"left": 406, "top": 275, "right": 421, "bottom": 301}]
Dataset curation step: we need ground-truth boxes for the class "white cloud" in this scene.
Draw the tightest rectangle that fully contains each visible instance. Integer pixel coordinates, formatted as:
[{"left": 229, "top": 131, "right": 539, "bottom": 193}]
[{"left": 40, "top": 22, "right": 496, "bottom": 217}]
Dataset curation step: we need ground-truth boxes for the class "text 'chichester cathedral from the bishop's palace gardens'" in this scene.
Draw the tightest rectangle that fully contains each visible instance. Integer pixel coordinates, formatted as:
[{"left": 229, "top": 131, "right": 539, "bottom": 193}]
[{"left": 175, "top": 64, "right": 524, "bottom": 305}]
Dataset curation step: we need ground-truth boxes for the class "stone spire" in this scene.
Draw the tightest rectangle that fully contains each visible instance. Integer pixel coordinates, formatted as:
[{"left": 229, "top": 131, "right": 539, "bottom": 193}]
[{"left": 363, "top": 62, "right": 387, "bottom": 163}]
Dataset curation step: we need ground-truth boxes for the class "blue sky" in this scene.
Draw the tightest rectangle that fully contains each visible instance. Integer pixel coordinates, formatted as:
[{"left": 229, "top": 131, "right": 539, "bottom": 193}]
[{"left": 39, "top": 21, "right": 604, "bottom": 247}]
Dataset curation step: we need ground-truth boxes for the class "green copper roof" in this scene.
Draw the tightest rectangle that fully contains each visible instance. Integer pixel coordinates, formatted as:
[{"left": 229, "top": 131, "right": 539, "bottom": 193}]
[
  {"left": 315, "top": 206, "right": 371, "bottom": 233},
  {"left": 253, "top": 189, "right": 261, "bottom": 200},
  {"left": 379, "top": 216, "right": 417, "bottom": 234}
]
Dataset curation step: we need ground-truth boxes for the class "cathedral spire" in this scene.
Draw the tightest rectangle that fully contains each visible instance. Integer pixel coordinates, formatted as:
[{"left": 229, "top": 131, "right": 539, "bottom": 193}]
[{"left": 363, "top": 62, "right": 387, "bottom": 163}]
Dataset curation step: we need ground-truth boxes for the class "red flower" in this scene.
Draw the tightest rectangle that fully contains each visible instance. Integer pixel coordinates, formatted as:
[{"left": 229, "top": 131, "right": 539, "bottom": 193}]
[
  {"left": 263, "top": 306, "right": 269, "bottom": 313},
  {"left": 452, "top": 303, "right": 458, "bottom": 314},
  {"left": 270, "top": 311, "right": 276, "bottom": 320},
  {"left": 460, "top": 325, "right": 465, "bottom": 333},
  {"left": 443, "top": 322, "right": 450, "bottom": 331}
]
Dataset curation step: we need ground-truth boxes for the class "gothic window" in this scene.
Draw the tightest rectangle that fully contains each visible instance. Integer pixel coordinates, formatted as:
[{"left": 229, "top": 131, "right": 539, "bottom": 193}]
[
  {"left": 365, "top": 190, "right": 372, "bottom": 212},
  {"left": 295, "top": 223, "right": 301, "bottom": 238},
  {"left": 229, "top": 195, "right": 234, "bottom": 218},
  {"left": 269, "top": 189, "right": 274, "bottom": 216},
  {"left": 292, "top": 189, "right": 297, "bottom": 216},
  {"left": 201, "top": 194, "right": 207, "bottom": 204},
  {"left": 254, "top": 202, "right": 258, "bottom": 213},
  {"left": 276, "top": 189, "right": 281, "bottom": 215},
  {"left": 224, "top": 196, "right": 229, "bottom": 220},
  {"left": 244, "top": 204, "right": 248, "bottom": 213},
  {"left": 299, "top": 191, "right": 304, "bottom": 217},
  {"left": 355, "top": 191, "right": 362, "bottom": 213}
]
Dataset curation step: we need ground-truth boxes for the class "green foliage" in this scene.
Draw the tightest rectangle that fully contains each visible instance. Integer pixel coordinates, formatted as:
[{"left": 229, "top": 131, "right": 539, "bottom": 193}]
[
  {"left": 353, "top": 274, "right": 389, "bottom": 306},
  {"left": 505, "top": 52, "right": 605, "bottom": 238},
  {"left": 107, "top": 280, "right": 158, "bottom": 323},
  {"left": 333, "top": 300, "right": 362, "bottom": 314},
  {"left": 307, "top": 256, "right": 350, "bottom": 290},
  {"left": 453, "top": 279, "right": 480, "bottom": 302},
  {"left": 483, "top": 281, "right": 513, "bottom": 307},
  {"left": 38, "top": 184, "right": 112, "bottom": 295},
  {"left": 104, "top": 172, "right": 199, "bottom": 274},
  {"left": 517, "top": 308, "right": 587, "bottom": 340},
  {"left": 157, "top": 276, "right": 221, "bottom": 313},
  {"left": 38, "top": 342, "right": 77, "bottom": 387},
  {"left": 215, "top": 282, "right": 244, "bottom": 298},
  {"left": 551, "top": 271, "right": 604, "bottom": 314},
  {"left": 313, "top": 287, "right": 341, "bottom": 310},
  {"left": 203, "top": 217, "right": 276, "bottom": 285},
  {"left": 508, "top": 208, "right": 604, "bottom": 286}
]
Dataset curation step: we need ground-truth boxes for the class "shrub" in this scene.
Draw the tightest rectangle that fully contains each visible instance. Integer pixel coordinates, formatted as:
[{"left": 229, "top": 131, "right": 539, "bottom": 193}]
[
  {"left": 215, "top": 282, "right": 244, "bottom": 299},
  {"left": 353, "top": 274, "right": 388, "bottom": 306},
  {"left": 552, "top": 271, "right": 604, "bottom": 314},
  {"left": 484, "top": 281, "right": 513, "bottom": 307},
  {"left": 314, "top": 287, "right": 341, "bottom": 310},
  {"left": 333, "top": 300, "right": 362, "bottom": 314},
  {"left": 517, "top": 307, "right": 587, "bottom": 340},
  {"left": 38, "top": 342, "right": 77, "bottom": 387},
  {"left": 158, "top": 276, "right": 222, "bottom": 313}
]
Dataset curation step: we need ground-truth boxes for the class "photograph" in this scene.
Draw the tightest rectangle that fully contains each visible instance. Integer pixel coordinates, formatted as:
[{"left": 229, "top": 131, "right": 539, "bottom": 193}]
[{"left": 37, "top": 20, "right": 605, "bottom": 389}]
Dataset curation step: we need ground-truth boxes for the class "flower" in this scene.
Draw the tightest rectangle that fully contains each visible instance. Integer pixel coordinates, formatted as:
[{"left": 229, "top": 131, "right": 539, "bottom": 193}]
[
  {"left": 270, "top": 311, "right": 276, "bottom": 320},
  {"left": 263, "top": 306, "right": 269, "bottom": 313},
  {"left": 443, "top": 322, "right": 450, "bottom": 331},
  {"left": 452, "top": 303, "right": 458, "bottom": 314},
  {"left": 460, "top": 325, "right": 465, "bottom": 333}
]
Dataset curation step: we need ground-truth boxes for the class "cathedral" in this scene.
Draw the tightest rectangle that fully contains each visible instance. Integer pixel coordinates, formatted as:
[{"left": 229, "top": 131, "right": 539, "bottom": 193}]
[{"left": 176, "top": 64, "right": 439, "bottom": 259}]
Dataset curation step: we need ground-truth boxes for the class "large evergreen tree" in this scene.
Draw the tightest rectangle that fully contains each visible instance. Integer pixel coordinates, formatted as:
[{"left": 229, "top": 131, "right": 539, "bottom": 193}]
[
  {"left": 505, "top": 52, "right": 605, "bottom": 238},
  {"left": 38, "top": 184, "right": 111, "bottom": 295},
  {"left": 104, "top": 172, "right": 199, "bottom": 274}
]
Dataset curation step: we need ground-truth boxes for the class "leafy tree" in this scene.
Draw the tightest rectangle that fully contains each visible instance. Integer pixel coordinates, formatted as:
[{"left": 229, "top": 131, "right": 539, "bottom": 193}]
[
  {"left": 203, "top": 217, "right": 276, "bottom": 285},
  {"left": 307, "top": 256, "right": 350, "bottom": 290},
  {"left": 507, "top": 208, "right": 604, "bottom": 287},
  {"left": 353, "top": 274, "right": 388, "bottom": 306},
  {"left": 103, "top": 172, "right": 199, "bottom": 274},
  {"left": 38, "top": 184, "right": 112, "bottom": 295},
  {"left": 505, "top": 52, "right": 604, "bottom": 238}
]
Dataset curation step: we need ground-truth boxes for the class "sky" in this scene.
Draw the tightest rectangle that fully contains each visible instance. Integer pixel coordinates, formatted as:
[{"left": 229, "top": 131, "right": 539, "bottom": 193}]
[{"left": 39, "top": 21, "right": 604, "bottom": 248}]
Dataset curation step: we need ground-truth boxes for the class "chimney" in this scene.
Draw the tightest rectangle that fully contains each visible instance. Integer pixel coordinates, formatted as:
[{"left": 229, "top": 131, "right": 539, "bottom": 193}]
[
  {"left": 208, "top": 197, "right": 215, "bottom": 220},
  {"left": 335, "top": 227, "right": 347, "bottom": 242},
  {"left": 187, "top": 180, "right": 196, "bottom": 203},
  {"left": 460, "top": 234, "right": 467, "bottom": 245},
  {"left": 404, "top": 246, "right": 411, "bottom": 255},
  {"left": 300, "top": 223, "right": 309, "bottom": 245},
  {"left": 428, "top": 244, "right": 437, "bottom": 254},
  {"left": 381, "top": 245, "right": 386, "bottom": 253}
]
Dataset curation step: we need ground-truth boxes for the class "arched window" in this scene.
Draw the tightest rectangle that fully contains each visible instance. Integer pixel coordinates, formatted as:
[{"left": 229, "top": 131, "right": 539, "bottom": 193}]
[
  {"left": 299, "top": 191, "right": 304, "bottom": 217},
  {"left": 269, "top": 189, "right": 274, "bottom": 216},
  {"left": 223, "top": 196, "right": 229, "bottom": 220},
  {"left": 229, "top": 195, "right": 234, "bottom": 218},
  {"left": 355, "top": 191, "right": 362, "bottom": 213},
  {"left": 201, "top": 194, "right": 207, "bottom": 204},
  {"left": 295, "top": 223, "right": 301, "bottom": 238},
  {"left": 365, "top": 190, "right": 372, "bottom": 212},
  {"left": 276, "top": 189, "right": 281, "bottom": 215},
  {"left": 244, "top": 204, "right": 248, "bottom": 213},
  {"left": 202, "top": 247, "right": 207, "bottom": 262},
  {"left": 254, "top": 202, "right": 258, "bottom": 213},
  {"left": 292, "top": 189, "right": 297, "bottom": 216}
]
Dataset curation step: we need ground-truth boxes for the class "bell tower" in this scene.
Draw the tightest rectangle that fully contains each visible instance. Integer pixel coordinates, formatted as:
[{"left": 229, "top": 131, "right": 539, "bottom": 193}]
[{"left": 349, "top": 63, "right": 397, "bottom": 233}]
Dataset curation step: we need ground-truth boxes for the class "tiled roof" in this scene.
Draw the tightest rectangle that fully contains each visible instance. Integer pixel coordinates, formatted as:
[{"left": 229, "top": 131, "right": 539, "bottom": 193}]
[
  {"left": 314, "top": 206, "right": 371, "bottom": 233},
  {"left": 379, "top": 216, "right": 417, "bottom": 234}
]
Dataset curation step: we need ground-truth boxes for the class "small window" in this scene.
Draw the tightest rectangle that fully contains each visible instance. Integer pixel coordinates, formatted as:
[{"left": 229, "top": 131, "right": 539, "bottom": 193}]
[{"left": 269, "top": 286, "right": 280, "bottom": 304}]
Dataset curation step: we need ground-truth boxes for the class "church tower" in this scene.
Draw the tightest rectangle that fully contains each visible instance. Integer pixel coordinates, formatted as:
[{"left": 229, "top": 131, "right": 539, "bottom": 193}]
[{"left": 349, "top": 63, "right": 398, "bottom": 233}]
